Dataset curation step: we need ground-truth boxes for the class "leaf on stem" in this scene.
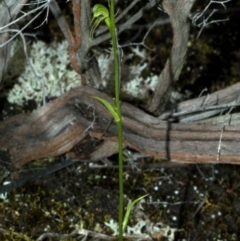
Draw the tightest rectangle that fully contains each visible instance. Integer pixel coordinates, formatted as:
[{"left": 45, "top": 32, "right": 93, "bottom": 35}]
[
  {"left": 93, "top": 96, "right": 120, "bottom": 122},
  {"left": 122, "top": 194, "right": 149, "bottom": 233}
]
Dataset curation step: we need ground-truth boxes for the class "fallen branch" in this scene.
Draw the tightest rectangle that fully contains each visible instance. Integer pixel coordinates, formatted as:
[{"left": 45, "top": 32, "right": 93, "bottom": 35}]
[{"left": 1, "top": 85, "right": 240, "bottom": 171}]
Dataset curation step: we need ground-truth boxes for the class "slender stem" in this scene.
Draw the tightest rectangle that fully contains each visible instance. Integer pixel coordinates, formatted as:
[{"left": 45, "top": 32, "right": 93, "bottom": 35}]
[
  {"left": 109, "top": 1, "right": 124, "bottom": 240},
  {"left": 116, "top": 122, "right": 124, "bottom": 241}
]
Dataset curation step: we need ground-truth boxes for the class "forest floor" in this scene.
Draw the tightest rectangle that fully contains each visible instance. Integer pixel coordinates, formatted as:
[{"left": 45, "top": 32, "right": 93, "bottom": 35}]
[{"left": 0, "top": 0, "right": 240, "bottom": 240}]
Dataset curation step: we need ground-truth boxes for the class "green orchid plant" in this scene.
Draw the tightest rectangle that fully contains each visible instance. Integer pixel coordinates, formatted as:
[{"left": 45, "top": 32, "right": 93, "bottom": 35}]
[{"left": 91, "top": 2, "right": 147, "bottom": 241}]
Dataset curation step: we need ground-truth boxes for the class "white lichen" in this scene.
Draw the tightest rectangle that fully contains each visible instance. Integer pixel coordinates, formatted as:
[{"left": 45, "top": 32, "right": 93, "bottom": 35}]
[
  {"left": 6, "top": 41, "right": 178, "bottom": 108},
  {"left": 104, "top": 198, "right": 177, "bottom": 240},
  {"left": 7, "top": 40, "right": 81, "bottom": 107},
  {"left": 96, "top": 46, "right": 158, "bottom": 101},
  {"left": 104, "top": 218, "right": 177, "bottom": 240},
  {"left": 104, "top": 219, "right": 119, "bottom": 236}
]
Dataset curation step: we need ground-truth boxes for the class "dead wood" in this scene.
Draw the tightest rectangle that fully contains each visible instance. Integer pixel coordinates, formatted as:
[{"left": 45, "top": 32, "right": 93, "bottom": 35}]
[
  {"left": 1, "top": 0, "right": 239, "bottom": 172},
  {"left": 159, "top": 82, "right": 240, "bottom": 122},
  {"left": 0, "top": 0, "right": 28, "bottom": 83},
  {"left": 142, "top": 0, "right": 196, "bottom": 115},
  {"left": 1, "top": 85, "right": 240, "bottom": 170}
]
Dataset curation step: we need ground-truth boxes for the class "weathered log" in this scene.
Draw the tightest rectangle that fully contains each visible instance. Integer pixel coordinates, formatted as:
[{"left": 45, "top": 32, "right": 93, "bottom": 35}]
[
  {"left": 0, "top": 0, "right": 239, "bottom": 172},
  {"left": 1, "top": 85, "right": 240, "bottom": 170}
]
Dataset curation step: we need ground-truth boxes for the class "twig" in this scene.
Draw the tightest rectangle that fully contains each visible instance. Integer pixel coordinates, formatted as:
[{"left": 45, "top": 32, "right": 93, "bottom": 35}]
[
  {"left": 120, "top": 19, "right": 157, "bottom": 51},
  {"left": 160, "top": 102, "right": 240, "bottom": 121},
  {"left": 37, "top": 228, "right": 152, "bottom": 241},
  {"left": 217, "top": 125, "right": 225, "bottom": 161},
  {"left": 0, "top": 0, "right": 27, "bottom": 83},
  {"left": 115, "top": 0, "right": 140, "bottom": 23},
  {"left": 49, "top": 0, "right": 75, "bottom": 45},
  {"left": 37, "top": 229, "right": 113, "bottom": 240},
  {"left": 50, "top": 0, "right": 85, "bottom": 83},
  {"left": 0, "top": 158, "right": 78, "bottom": 194},
  {"left": 70, "top": 0, "right": 85, "bottom": 81},
  {"left": 0, "top": 0, "right": 50, "bottom": 47},
  {"left": 191, "top": 0, "right": 232, "bottom": 38}
]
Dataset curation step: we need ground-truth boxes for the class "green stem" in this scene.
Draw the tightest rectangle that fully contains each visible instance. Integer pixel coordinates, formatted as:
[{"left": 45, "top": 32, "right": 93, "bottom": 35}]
[{"left": 109, "top": 1, "right": 124, "bottom": 240}]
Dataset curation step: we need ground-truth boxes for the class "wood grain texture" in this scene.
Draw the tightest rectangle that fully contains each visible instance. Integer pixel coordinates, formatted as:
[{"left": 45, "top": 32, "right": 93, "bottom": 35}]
[{"left": 1, "top": 86, "right": 240, "bottom": 169}]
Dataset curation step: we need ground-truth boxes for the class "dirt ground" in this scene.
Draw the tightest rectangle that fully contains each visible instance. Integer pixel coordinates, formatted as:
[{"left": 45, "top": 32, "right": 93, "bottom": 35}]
[{"left": 1, "top": 159, "right": 240, "bottom": 240}]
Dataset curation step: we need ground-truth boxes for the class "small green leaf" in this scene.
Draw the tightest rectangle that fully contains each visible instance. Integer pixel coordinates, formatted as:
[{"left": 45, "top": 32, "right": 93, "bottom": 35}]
[
  {"left": 122, "top": 194, "right": 149, "bottom": 233},
  {"left": 93, "top": 96, "right": 120, "bottom": 122}
]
